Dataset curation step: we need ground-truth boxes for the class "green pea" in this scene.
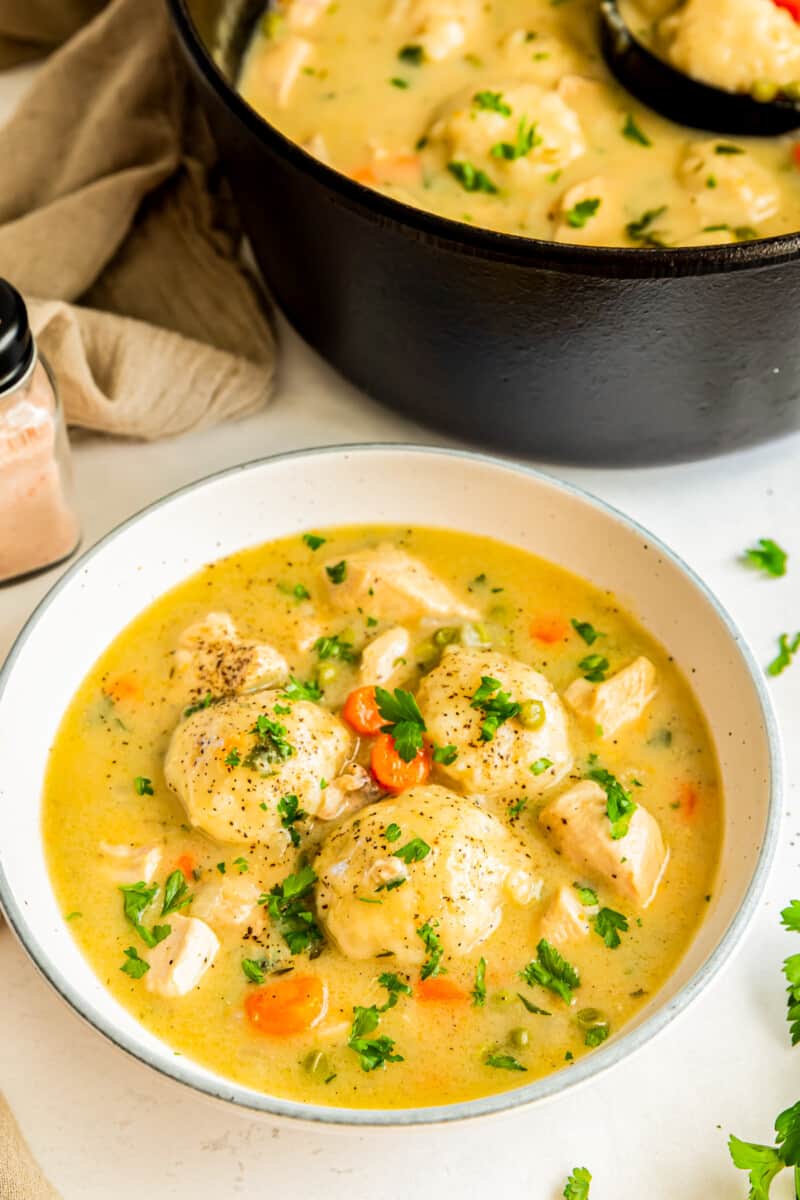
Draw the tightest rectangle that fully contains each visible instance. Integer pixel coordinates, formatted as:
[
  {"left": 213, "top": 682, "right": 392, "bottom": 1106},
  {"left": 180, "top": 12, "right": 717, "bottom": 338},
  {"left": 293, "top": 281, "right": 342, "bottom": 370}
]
[
  {"left": 433, "top": 626, "right": 460, "bottom": 647},
  {"left": 303, "top": 1050, "right": 332, "bottom": 1079},
  {"left": 751, "top": 79, "right": 779, "bottom": 103},
  {"left": 576, "top": 1007, "right": 607, "bottom": 1029},
  {"left": 316, "top": 663, "right": 338, "bottom": 686},
  {"left": 519, "top": 699, "right": 546, "bottom": 730},
  {"left": 415, "top": 639, "right": 439, "bottom": 668},
  {"left": 509, "top": 1027, "right": 529, "bottom": 1048}
]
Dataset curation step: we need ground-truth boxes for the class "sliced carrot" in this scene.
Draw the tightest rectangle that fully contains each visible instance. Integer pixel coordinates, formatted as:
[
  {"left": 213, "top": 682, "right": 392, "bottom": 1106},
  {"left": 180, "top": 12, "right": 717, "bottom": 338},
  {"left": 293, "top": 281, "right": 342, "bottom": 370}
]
[
  {"left": 774, "top": 0, "right": 800, "bottom": 22},
  {"left": 351, "top": 164, "right": 378, "bottom": 184},
  {"left": 416, "top": 977, "right": 468, "bottom": 1003},
  {"left": 370, "top": 733, "right": 431, "bottom": 794},
  {"left": 244, "top": 974, "right": 328, "bottom": 1038},
  {"left": 677, "top": 783, "right": 699, "bottom": 820},
  {"left": 103, "top": 674, "right": 142, "bottom": 704},
  {"left": 352, "top": 154, "right": 422, "bottom": 188},
  {"left": 343, "top": 686, "right": 385, "bottom": 735},
  {"left": 174, "top": 853, "right": 196, "bottom": 880},
  {"left": 530, "top": 615, "right": 569, "bottom": 645}
]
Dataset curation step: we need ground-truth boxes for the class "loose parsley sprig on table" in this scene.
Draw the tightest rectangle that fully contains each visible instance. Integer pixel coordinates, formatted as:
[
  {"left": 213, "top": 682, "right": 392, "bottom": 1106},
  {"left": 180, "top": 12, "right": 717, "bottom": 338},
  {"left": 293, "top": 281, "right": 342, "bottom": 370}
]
[
  {"left": 729, "top": 1098, "right": 800, "bottom": 1199},
  {"left": 375, "top": 686, "right": 427, "bottom": 762},
  {"left": 588, "top": 765, "right": 637, "bottom": 840},
  {"left": 520, "top": 939, "right": 580, "bottom": 1005},
  {"left": 781, "top": 901, "right": 800, "bottom": 1045},
  {"left": 744, "top": 538, "right": 788, "bottom": 578},
  {"left": 563, "top": 1167, "right": 592, "bottom": 1199},
  {"left": 767, "top": 633, "right": 800, "bottom": 678}
]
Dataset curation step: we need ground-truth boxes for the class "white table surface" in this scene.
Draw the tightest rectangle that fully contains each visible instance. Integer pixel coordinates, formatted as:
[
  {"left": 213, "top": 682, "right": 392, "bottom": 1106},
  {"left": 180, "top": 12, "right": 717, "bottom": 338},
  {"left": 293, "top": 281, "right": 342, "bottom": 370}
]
[{"left": 3, "top": 62, "right": 800, "bottom": 1200}]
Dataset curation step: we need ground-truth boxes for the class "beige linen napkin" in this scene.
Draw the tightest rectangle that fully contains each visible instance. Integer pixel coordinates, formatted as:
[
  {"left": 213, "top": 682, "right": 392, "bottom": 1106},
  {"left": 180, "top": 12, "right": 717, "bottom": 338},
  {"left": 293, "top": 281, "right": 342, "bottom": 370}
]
[
  {"left": 0, "top": 0, "right": 275, "bottom": 438},
  {"left": 0, "top": 1093, "right": 61, "bottom": 1199}
]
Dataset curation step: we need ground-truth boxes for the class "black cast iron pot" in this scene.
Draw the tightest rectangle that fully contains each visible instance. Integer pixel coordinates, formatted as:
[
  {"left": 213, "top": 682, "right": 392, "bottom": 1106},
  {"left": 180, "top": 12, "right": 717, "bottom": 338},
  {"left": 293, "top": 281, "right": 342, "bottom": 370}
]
[{"left": 168, "top": 0, "right": 800, "bottom": 465}]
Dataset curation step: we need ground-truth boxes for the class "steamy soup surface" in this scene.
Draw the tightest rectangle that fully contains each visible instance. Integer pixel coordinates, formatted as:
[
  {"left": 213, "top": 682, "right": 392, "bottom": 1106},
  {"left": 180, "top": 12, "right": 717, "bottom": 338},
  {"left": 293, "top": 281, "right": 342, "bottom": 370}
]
[
  {"left": 238, "top": 0, "right": 800, "bottom": 247},
  {"left": 44, "top": 526, "right": 722, "bottom": 1108}
]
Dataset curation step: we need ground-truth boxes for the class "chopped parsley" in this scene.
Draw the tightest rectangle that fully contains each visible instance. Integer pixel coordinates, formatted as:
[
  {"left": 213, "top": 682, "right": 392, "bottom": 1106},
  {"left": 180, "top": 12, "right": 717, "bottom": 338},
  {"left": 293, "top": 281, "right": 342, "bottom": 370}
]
[
  {"left": 376, "top": 877, "right": 406, "bottom": 893},
  {"left": 119, "top": 881, "right": 170, "bottom": 948},
  {"left": 314, "top": 635, "right": 356, "bottom": 663},
  {"left": 531, "top": 757, "right": 552, "bottom": 776},
  {"left": 302, "top": 533, "right": 326, "bottom": 550},
  {"left": 469, "top": 675, "right": 520, "bottom": 741},
  {"left": 278, "top": 581, "right": 311, "bottom": 602},
  {"left": 233, "top": 856, "right": 249, "bottom": 874},
  {"left": 767, "top": 633, "right": 800, "bottom": 677},
  {"left": 417, "top": 919, "right": 445, "bottom": 980},
  {"left": 509, "top": 797, "right": 529, "bottom": 818},
  {"left": 325, "top": 560, "right": 347, "bottom": 585},
  {"left": 626, "top": 206, "right": 667, "bottom": 247},
  {"left": 183, "top": 692, "right": 219, "bottom": 718},
  {"left": 473, "top": 89, "right": 511, "bottom": 115},
  {"left": 563, "top": 1167, "right": 592, "bottom": 1200},
  {"left": 283, "top": 675, "right": 323, "bottom": 702},
  {"left": 262, "top": 865, "right": 323, "bottom": 957},
  {"left": 243, "top": 715, "right": 295, "bottom": 772},
  {"left": 121, "top": 946, "right": 150, "bottom": 979},
  {"left": 571, "top": 618, "right": 604, "bottom": 645},
  {"left": 278, "top": 794, "right": 307, "bottom": 847},
  {"left": 520, "top": 939, "right": 580, "bottom": 1005},
  {"left": 133, "top": 776, "right": 153, "bottom": 796},
  {"left": 375, "top": 686, "right": 427, "bottom": 761},
  {"left": 588, "top": 766, "right": 637, "bottom": 840},
  {"left": 744, "top": 537, "right": 788, "bottom": 578},
  {"left": 517, "top": 993, "right": 551, "bottom": 1016},
  {"left": 471, "top": 957, "right": 487, "bottom": 1006},
  {"left": 729, "top": 1099, "right": 800, "bottom": 1199},
  {"left": 390, "top": 76, "right": 409, "bottom": 89},
  {"left": 378, "top": 971, "right": 412, "bottom": 1010},
  {"left": 485, "top": 1052, "right": 526, "bottom": 1072},
  {"left": 65, "top": 911, "right": 82, "bottom": 921},
  {"left": 593, "top": 907, "right": 629, "bottom": 949},
  {"left": 715, "top": 142, "right": 744, "bottom": 154},
  {"left": 161, "top": 869, "right": 192, "bottom": 916},
  {"left": 432, "top": 743, "right": 459, "bottom": 765},
  {"left": 622, "top": 112, "right": 651, "bottom": 146},
  {"left": 573, "top": 883, "right": 598, "bottom": 907},
  {"left": 781, "top": 900, "right": 800, "bottom": 1044},
  {"left": 393, "top": 837, "right": 431, "bottom": 864},
  {"left": 216, "top": 862, "right": 226, "bottom": 874},
  {"left": 384, "top": 823, "right": 402, "bottom": 843},
  {"left": 348, "top": 1005, "right": 404, "bottom": 1071},
  {"left": 448, "top": 161, "right": 498, "bottom": 194},
  {"left": 566, "top": 198, "right": 601, "bottom": 229},
  {"left": 578, "top": 654, "right": 609, "bottom": 682},
  {"left": 398, "top": 44, "right": 424, "bottom": 65},
  {"left": 242, "top": 958, "right": 265, "bottom": 984},
  {"left": 491, "top": 116, "right": 541, "bottom": 161},
  {"left": 225, "top": 748, "right": 241, "bottom": 767}
]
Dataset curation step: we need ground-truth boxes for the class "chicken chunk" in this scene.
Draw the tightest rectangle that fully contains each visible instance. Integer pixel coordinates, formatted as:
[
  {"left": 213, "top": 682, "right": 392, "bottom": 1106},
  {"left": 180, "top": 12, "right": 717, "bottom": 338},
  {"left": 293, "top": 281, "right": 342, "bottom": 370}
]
[
  {"left": 247, "top": 34, "right": 312, "bottom": 109},
  {"left": 315, "top": 785, "right": 540, "bottom": 962},
  {"left": 359, "top": 626, "right": 413, "bottom": 688},
  {"left": 173, "top": 612, "right": 288, "bottom": 702},
  {"left": 416, "top": 646, "right": 572, "bottom": 798},
  {"left": 191, "top": 873, "right": 263, "bottom": 930},
  {"left": 285, "top": 0, "right": 329, "bottom": 31},
  {"left": 677, "top": 141, "right": 780, "bottom": 229},
  {"left": 539, "top": 885, "right": 590, "bottom": 945},
  {"left": 389, "top": 0, "right": 482, "bottom": 61},
  {"left": 660, "top": 0, "right": 800, "bottom": 92},
  {"left": 164, "top": 691, "right": 354, "bottom": 844},
  {"left": 539, "top": 780, "right": 668, "bottom": 907},
  {"left": 315, "top": 763, "right": 379, "bottom": 820},
  {"left": 322, "top": 544, "right": 477, "bottom": 622},
  {"left": 145, "top": 914, "right": 219, "bottom": 998},
  {"left": 99, "top": 841, "right": 162, "bottom": 884},
  {"left": 564, "top": 656, "right": 658, "bottom": 739}
]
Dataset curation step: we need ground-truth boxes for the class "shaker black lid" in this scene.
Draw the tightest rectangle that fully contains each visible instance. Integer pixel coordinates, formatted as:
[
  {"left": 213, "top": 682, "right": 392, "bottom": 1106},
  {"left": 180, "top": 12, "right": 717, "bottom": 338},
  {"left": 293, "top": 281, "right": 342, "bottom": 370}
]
[{"left": 0, "top": 278, "right": 34, "bottom": 393}]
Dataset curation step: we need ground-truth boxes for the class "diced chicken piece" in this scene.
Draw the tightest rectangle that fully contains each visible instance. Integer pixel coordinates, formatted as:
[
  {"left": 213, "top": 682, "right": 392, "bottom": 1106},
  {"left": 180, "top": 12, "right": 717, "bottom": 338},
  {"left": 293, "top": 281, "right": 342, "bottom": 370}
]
[
  {"left": 359, "top": 625, "right": 413, "bottom": 687},
  {"left": 417, "top": 646, "right": 572, "bottom": 798},
  {"left": 551, "top": 176, "right": 624, "bottom": 245},
  {"left": 660, "top": 0, "right": 800, "bottom": 92},
  {"left": 164, "top": 691, "right": 354, "bottom": 844},
  {"left": 564, "top": 656, "right": 658, "bottom": 739},
  {"left": 389, "top": 0, "right": 482, "bottom": 61},
  {"left": 322, "top": 543, "right": 477, "bottom": 622},
  {"left": 539, "top": 885, "right": 590, "bottom": 945},
  {"left": 677, "top": 141, "right": 780, "bottom": 229},
  {"left": 315, "top": 785, "right": 540, "bottom": 962},
  {"left": 316, "top": 763, "right": 378, "bottom": 819},
  {"left": 192, "top": 873, "right": 263, "bottom": 930},
  {"left": 145, "top": 914, "right": 219, "bottom": 998},
  {"left": 174, "top": 612, "right": 288, "bottom": 701},
  {"left": 100, "top": 841, "right": 162, "bottom": 884},
  {"left": 248, "top": 34, "right": 312, "bottom": 108},
  {"left": 285, "top": 0, "right": 329, "bottom": 31},
  {"left": 539, "top": 780, "right": 669, "bottom": 907}
]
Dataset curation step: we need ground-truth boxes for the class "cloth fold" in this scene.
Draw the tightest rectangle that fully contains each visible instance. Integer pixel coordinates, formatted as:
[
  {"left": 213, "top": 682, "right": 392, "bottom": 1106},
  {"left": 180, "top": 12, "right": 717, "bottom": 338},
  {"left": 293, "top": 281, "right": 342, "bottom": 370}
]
[
  {"left": 0, "top": 0, "right": 275, "bottom": 439},
  {"left": 0, "top": 1093, "right": 61, "bottom": 1199}
]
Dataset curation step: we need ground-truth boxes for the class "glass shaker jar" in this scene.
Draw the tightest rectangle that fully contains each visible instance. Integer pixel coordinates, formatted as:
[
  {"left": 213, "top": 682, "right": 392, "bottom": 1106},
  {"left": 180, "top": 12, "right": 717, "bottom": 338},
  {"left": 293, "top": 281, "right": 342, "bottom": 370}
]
[{"left": 0, "top": 279, "right": 80, "bottom": 583}]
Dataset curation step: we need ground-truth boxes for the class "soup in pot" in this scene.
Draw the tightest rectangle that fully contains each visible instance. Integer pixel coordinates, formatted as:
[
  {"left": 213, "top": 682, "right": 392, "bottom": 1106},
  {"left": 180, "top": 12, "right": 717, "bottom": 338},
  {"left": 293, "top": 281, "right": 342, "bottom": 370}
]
[{"left": 44, "top": 526, "right": 722, "bottom": 1108}]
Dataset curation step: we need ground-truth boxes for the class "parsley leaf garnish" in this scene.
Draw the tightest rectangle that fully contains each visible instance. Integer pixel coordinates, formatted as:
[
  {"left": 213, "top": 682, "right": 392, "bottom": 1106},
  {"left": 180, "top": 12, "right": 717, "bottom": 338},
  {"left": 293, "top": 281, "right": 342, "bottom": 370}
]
[
  {"left": 262, "top": 865, "right": 323, "bottom": 957},
  {"left": 563, "top": 1167, "right": 592, "bottom": 1199},
  {"left": 573, "top": 883, "right": 598, "bottom": 906},
  {"left": 242, "top": 958, "right": 266, "bottom": 984},
  {"left": 745, "top": 538, "right": 788, "bottom": 578},
  {"left": 531, "top": 757, "right": 552, "bottom": 775},
  {"left": 398, "top": 44, "right": 424, "bottom": 65},
  {"left": 448, "top": 161, "right": 498, "bottom": 194},
  {"left": 303, "top": 533, "right": 326, "bottom": 550},
  {"left": 491, "top": 116, "right": 541, "bottom": 161},
  {"left": 278, "top": 581, "right": 311, "bottom": 603},
  {"left": 243, "top": 715, "right": 295, "bottom": 772},
  {"left": 133, "top": 776, "right": 153, "bottom": 796},
  {"left": 517, "top": 993, "right": 551, "bottom": 1015},
  {"left": 469, "top": 675, "right": 520, "bottom": 742},
  {"left": 588, "top": 766, "right": 637, "bottom": 840},
  {"left": 622, "top": 112, "right": 651, "bottom": 146},
  {"left": 121, "top": 946, "right": 150, "bottom": 979},
  {"left": 781, "top": 901, "right": 800, "bottom": 1045},
  {"left": 384, "top": 823, "right": 402, "bottom": 843},
  {"left": 585, "top": 1024, "right": 609, "bottom": 1048},
  {"left": 729, "top": 1100, "right": 800, "bottom": 1199},
  {"left": 378, "top": 972, "right": 412, "bottom": 1010},
  {"left": 571, "top": 618, "right": 604, "bottom": 645},
  {"left": 520, "top": 938, "right": 580, "bottom": 1004},
  {"left": 375, "top": 686, "right": 427, "bottom": 762},
  {"left": 225, "top": 748, "right": 241, "bottom": 767},
  {"left": 393, "top": 837, "right": 430, "bottom": 864},
  {"left": 183, "top": 692, "right": 220, "bottom": 718},
  {"left": 417, "top": 919, "right": 445, "bottom": 980},
  {"left": 579, "top": 654, "right": 609, "bottom": 682},
  {"left": 485, "top": 1052, "right": 526, "bottom": 1072},
  {"left": 509, "top": 797, "right": 528, "bottom": 818},
  {"left": 626, "top": 206, "right": 667, "bottom": 247},
  {"left": 566, "top": 198, "right": 601, "bottom": 229},
  {"left": 284, "top": 675, "right": 323, "bottom": 702},
  {"left": 471, "top": 956, "right": 487, "bottom": 1006},
  {"left": 716, "top": 142, "right": 744, "bottom": 154},
  {"left": 313, "top": 635, "right": 356, "bottom": 663},
  {"left": 119, "top": 881, "right": 166, "bottom": 948},
  {"left": 325, "top": 560, "right": 347, "bottom": 585},
  {"left": 278, "top": 794, "right": 307, "bottom": 847},
  {"left": 233, "top": 856, "right": 249, "bottom": 874},
  {"left": 767, "top": 633, "right": 800, "bottom": 677},
  {"left": 348, "top": 1005, "right": 404, "bottom": 1072},
  {"left": 474, "top": 89, "right": 511, "bottom": 115},
  {"left": 161, "top": 869, "right": 192, "bottom": 916},
  {"left": 433, "top": 743, "right": 458, "bottom": 765},
  {"left": 593, "top": 907, "right": 629, "bottom": 949}
]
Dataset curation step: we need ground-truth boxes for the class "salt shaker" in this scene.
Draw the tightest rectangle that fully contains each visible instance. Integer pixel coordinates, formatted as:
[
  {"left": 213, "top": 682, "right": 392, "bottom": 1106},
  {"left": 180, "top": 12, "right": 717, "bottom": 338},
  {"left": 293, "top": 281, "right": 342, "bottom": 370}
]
[{"left": 0, "top": 280, "right": 80, "bottom": 583}]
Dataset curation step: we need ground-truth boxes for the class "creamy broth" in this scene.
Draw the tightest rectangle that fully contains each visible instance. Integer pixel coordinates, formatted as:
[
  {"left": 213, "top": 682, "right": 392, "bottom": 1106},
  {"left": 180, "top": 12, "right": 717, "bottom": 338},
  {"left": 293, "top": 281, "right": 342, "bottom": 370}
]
[
  {"left": 43, "top": 527, "right": 722, "bottom": 1109},
  {"left": 238, "top": 0, "right": 800, "bottom": 246}
]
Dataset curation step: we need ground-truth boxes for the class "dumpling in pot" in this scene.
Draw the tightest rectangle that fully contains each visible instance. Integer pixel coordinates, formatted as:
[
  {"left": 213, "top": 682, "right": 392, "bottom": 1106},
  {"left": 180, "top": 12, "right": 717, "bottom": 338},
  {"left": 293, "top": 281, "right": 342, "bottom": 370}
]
[
  {"left": 164, "top": 691, "right": 354, "bottom": 845},
  {"left": 416, "top": 646, "right": 571, "bottom": 797},
  {"left": 314, "top": 785, "right": 540, "bottom": 963}
]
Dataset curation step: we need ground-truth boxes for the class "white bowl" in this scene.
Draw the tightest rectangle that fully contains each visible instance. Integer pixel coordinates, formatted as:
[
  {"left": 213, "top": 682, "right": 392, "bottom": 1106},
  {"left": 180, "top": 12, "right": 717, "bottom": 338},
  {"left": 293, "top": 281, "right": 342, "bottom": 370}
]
[{"left": 0, "top": 445, "right": 781, "bottom": 1127}]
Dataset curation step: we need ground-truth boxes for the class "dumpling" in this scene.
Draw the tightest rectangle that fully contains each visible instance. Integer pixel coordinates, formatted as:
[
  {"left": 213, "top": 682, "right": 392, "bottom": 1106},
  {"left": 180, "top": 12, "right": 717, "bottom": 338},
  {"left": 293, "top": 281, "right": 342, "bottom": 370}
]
[
  {"left": 678, "top": 141, "right": 780, "bottom": 229},
  {"left": 321, "top": 543, "right": 477, "bottom": 622},
  {"left": 389, "top": 0, "right": 483, "bottom": 62},
  {"left": 416, "top": 646, "right": 572, "bottom": 797},
  {"left": 173, "top": 612, "right": 288, "bottom": 702},
  {"left": 661, "top": 0, "right": 800, "bottom": 93},
  {"left": 314, "top": 784, "right": 540, "bottom": 963},
  {"left": 164, "top": 691, "right": 354, "bottom": 845}
]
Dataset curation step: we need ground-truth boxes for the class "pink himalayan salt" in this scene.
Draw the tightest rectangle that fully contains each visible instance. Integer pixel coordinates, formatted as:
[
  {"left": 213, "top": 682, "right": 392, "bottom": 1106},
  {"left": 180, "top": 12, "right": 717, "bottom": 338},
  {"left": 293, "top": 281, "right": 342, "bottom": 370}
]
[{"left": 0, "top": 361, "right": 79, "bottom": 582}]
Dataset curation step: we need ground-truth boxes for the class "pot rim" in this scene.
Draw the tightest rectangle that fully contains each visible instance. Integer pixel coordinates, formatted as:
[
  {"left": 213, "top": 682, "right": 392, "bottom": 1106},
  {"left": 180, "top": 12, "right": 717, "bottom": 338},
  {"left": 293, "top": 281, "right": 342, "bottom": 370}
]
[
  {"left": 167, "top": 0, "right": 800, "bottom": 279},
  {"left": 0, "top": 442, "right": 783, "bottom": 1128}
]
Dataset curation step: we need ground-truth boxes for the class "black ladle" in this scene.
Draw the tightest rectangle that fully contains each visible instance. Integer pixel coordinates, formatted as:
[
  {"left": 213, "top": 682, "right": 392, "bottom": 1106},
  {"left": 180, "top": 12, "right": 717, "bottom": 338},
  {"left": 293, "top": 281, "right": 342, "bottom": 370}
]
[{"left": 600, "top": 0, "right": 800, "bottom": 135}]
